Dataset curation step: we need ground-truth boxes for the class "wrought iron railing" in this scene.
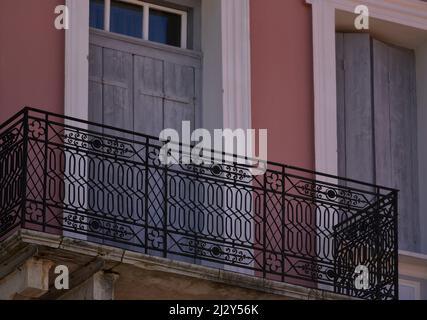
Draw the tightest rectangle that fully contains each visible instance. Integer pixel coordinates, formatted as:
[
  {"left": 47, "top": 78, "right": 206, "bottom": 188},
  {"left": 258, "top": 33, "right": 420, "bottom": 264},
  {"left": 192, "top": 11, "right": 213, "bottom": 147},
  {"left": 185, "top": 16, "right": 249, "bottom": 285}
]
[{"left": 0, "top": 107, "right": 398, "bottom": 299}]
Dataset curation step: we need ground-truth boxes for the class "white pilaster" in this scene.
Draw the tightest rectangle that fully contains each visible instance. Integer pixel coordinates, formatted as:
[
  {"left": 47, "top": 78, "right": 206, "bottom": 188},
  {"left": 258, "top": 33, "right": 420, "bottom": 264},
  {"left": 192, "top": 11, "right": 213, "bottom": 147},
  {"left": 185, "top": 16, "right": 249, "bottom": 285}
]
[
  {"left": 65, "top": 0, "right": 89, "bottom": 121},
  {"left": 221, "top": 0, "right": 252, "bottom": 132}
]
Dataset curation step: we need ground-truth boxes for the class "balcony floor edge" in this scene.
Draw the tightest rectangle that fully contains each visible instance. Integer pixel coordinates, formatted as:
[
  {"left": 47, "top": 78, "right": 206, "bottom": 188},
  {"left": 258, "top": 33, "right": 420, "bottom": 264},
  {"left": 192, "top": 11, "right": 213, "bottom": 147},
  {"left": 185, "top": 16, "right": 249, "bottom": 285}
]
[{"left": 0, "top": 229, "right": 354, "bottom": 300}]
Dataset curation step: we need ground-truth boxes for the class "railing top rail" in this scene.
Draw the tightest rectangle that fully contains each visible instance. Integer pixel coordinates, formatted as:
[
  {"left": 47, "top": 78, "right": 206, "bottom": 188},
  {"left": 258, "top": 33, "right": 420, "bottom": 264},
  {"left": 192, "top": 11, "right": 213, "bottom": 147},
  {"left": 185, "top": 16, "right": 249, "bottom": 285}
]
[{"left": 0, "top": 108, "right": 26, "bottom": 132}]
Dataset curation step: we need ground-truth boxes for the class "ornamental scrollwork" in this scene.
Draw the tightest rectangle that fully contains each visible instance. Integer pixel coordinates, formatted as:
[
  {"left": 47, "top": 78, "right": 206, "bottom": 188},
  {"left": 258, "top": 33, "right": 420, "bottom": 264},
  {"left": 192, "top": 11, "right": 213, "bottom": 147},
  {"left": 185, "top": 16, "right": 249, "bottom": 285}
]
[
  {"left": 64, "top": 130, "right": 135, "bottom": 158},
  {"left": 265, "top": 171, "right": 283, "bottom": 192},
  {"left": 177, "top": 238, "right": 253, "bottom": 266},
  {"left": 0, "top": 210, "right": 17, "bottom": 233},
  {"left": 29, "top": 120, "right": 46, "bottom": 139},
  {"left": 88, "top": 218, "right": 134, "bottom": 241},
  {"left": 148, "top": 229, "right": 163, "bottom": 249},
  {"left": 182, "top": 162, "right": 253, "bottom": 183},
  {"left": 266, "top": 253, "right": 282, "bottom": 272},
  {"left": 64, "top": 213, "right": 87, "bottom": 232},
  {"left": 0, "top": 128, "right": 20, "bottom": 152},
  {"left": 26, "top": 202, "right": 43, "bottom": 223},
  {"left": 293, "top": 260, "right": 336, "bottom": 282},
  {"left": 291, "top": 180, "right": 371, "bottom": 209}
]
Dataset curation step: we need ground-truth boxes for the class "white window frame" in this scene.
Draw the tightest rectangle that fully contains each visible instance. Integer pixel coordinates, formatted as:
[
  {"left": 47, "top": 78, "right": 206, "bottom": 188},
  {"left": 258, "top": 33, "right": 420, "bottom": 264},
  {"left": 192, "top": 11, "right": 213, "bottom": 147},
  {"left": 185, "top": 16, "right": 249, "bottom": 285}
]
[
  {"left": 399, "top": 279, "right": 421, "bottom": 300},
  {"left": 306, "top": 0, "right": 427, "bottom": 177},
  {"left": 95, "top": 0, "right": 188, "bottom": 49}
]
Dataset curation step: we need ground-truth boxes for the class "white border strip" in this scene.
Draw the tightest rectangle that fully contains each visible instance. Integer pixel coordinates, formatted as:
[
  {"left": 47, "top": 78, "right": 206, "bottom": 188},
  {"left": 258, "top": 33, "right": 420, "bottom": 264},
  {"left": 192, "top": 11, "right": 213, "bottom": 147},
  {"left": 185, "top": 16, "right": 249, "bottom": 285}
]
[
  {"left": 306, "top": 0, "right": 427, "bottom": 176},
  {"left": 65, "top": 0, "right": 89, "bottom": 121}
]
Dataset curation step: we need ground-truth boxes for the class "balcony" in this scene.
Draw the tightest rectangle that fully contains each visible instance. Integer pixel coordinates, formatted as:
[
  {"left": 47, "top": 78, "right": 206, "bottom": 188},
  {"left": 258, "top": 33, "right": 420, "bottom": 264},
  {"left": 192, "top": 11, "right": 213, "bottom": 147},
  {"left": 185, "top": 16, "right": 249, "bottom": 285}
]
[{"left": 0, "top": 107, "right": 398, "bottom": 300}]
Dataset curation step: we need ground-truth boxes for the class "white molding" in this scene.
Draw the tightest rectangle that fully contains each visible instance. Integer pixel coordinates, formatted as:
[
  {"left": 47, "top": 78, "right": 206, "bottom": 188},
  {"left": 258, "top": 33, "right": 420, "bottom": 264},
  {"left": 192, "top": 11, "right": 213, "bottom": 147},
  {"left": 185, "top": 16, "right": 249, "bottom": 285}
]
[
  {"left": 65, "top": 0, "right": 89, "bottom": 121},
  {"left": 306, "top": 0, "right": 427, "bottom": 176},
  {"left": 399, "top": 279, "right": 421, "bottom": 300},
  {"left": 221, "top": 0, "right": 252, "bottom": 132},
  {"left": 399, "top": 250, "right": 427, "bottom": 286},
  {"left": 307, "top": 0, "right": 338, "bottom": 175},
  {"left": 105, "top": 0, "right": 111, "bottom": 32},
  {"left": 218, "top": 0, "right": 252, "bottom": 276},
  {"left": 308, "top": 0, "right": 427, "bottom": 30},
  {"left": 181, "top": 12, "right": 188, "bottom": 49},
  {"left": 399, "top": 250, "right": 427, "bottom": 262},
  {"left": 399, "top": 250, "right": 427, "bottom": 279},
  {"left": 64, "top": 0, "right": 90, "bottom": 242}
]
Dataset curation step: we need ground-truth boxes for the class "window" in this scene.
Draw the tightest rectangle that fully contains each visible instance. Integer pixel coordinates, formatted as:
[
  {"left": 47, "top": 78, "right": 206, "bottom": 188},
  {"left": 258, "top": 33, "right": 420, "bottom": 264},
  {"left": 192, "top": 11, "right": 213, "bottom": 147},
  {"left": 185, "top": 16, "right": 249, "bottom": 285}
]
[
  {"left": 89, "top": 0, "right": 188, "bottom": 49},
  {"left": 110, "top": 0, "right": 143, "bottom": 38},
  {"left": 89, "top": 0, "right": 104, "bottom": 29},
  {"left": 149, "top": 8, "right": 181, "bottom": 47}
]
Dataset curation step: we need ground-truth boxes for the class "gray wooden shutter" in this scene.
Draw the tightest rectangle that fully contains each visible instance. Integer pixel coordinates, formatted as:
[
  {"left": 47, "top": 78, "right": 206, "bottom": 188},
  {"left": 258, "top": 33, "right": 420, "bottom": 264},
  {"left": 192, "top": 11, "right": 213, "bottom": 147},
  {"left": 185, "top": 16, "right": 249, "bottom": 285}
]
[
  {"left": 88, "top": 44, "right": 139, "bottom": 250},
  {"left": 164, "top": 62, "right": 196, "bottom": 133},
  {"left": 336, "top": 33, "right": 374, "bottom": 185},
  {"left": 372, "top": 39, "right": 419, "bottom": 251},
  {"left": 133, "top": 55, "right": 164, "bottom": 136},
  {"left": 88, "top": 31, "right": 202, "bottom": 259},
  {"left": 90, "top": 31, "right": 201, "bottom": 135},
  {"left": 336, "top": 33, "right": 419, "bottom": 251}
]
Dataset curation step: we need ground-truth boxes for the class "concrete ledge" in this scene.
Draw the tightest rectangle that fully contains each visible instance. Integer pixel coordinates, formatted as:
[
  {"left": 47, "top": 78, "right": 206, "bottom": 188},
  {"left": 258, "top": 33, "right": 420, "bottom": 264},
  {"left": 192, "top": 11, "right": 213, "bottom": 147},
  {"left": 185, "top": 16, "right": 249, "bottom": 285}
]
[
  {"left": 0, "top": 257, "right": 53, "bottom": 299},
  {"left": 399, "top": 250, "right": 427, "bottom": 280},
  {"left": 0, "top": 230, "right": 351, "bottom": 300}
]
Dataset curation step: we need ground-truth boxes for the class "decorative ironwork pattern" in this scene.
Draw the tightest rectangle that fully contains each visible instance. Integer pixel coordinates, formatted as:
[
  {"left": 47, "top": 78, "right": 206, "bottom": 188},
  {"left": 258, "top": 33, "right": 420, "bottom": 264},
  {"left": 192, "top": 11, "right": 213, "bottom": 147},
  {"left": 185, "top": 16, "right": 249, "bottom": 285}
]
[{"left": 0, "top": 108, "right": 399, "bottom": 300}]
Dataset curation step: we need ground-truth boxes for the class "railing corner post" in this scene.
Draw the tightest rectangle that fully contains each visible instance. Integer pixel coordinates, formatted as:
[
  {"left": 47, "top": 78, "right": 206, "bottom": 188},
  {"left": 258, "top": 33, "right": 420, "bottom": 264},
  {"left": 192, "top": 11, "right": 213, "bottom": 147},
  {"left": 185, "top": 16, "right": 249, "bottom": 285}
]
[
  {"left": 375, "top": 186, "right": 382, "bottom": 300},
  {"left": 393, "top": 190, "right": 399, "bottom": 301},
  {"left": 20, "top": 108, "right": 29, "bottom": 229}
]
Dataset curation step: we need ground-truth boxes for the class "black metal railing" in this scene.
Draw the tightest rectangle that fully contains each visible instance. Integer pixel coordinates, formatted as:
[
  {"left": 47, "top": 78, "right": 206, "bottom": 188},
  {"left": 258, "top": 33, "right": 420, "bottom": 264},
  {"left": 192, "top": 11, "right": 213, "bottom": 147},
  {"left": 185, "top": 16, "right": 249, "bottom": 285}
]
[{"left": 0, "top": 107, "right": 398, "bottom": 299}]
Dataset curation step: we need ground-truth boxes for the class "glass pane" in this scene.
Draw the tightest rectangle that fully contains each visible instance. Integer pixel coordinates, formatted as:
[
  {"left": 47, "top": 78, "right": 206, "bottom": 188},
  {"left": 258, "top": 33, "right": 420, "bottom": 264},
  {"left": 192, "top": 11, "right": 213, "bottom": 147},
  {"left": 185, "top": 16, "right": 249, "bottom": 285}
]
[
  {"left": 149, "top": 9, "right": 181, "bottom": 47},
  {"left": 90, "top": 0, "right": 104, "bottom": 30},
  {"left": 110, "top": 0, "right": 143, "bottom": 38}
]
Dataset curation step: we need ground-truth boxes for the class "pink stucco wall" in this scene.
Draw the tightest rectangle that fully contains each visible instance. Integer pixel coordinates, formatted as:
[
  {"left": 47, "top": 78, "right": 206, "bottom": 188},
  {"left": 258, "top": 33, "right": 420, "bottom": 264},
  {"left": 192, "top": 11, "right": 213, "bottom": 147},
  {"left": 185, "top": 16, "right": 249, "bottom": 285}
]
[
  {"left": 0, "top": 0, "right": 65, "bottom": 121},
  {"left": 250, "top": 0, "right": 314, "bottom": 170},
  {"left": 0, "top": 0, "right": 318, "bottom": 286},
  {"left": 0, "top": 0, "right": 314, "bottom": 165},
  {"left": 250, "top": 0, "right": 316, "bottom": 286}
]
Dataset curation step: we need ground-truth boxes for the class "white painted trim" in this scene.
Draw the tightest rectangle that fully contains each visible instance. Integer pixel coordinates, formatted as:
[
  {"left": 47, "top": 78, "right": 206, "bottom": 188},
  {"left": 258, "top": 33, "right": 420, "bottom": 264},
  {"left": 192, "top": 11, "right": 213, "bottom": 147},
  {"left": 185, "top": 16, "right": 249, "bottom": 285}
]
[
  {"left": 221, "top": 0, "right": 252, "bottom": 133},
  {"left": 306, "top": 0, "right": 427, "bottom": 176},
  {"left": 307, "top": 0, "right": 338, "bottom": 176},
  {"left": 65, "top": 0, "right": 89, "bottom": 121},
  {"left": 146, "top": 2, "right": 187, "bottom": 16},
  {"left": 399, "top": 279, "right": 421, "bottom": 300},
  {"left": 143, "top": 4, "right": 149, "bottom": 40},
  {"left": 219, "top": 0, "right": 253, "bottom": 276},
  {"left": 416, "top": 42, "right": 427, "bottom": 254},
  {"left": 181, "top": 12, "right": 188, "bottom": 49},
  {"left": 308, "top": 0, "right": 427, "bottom": 30},
  {"left": 118, "top": 0, "right": 187, "bottom": 15},
  {"left": 104, "top": 0, "right": 111, "bottom": 31},
  {"left": 64, "top": 0, "right": 90, "bottom": 242},
  {"left": 399, "top": 250, "right": 427, "bottom": 279},
  {"left": 399, "top": 250, "right": 427, "bottom": 262}
]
